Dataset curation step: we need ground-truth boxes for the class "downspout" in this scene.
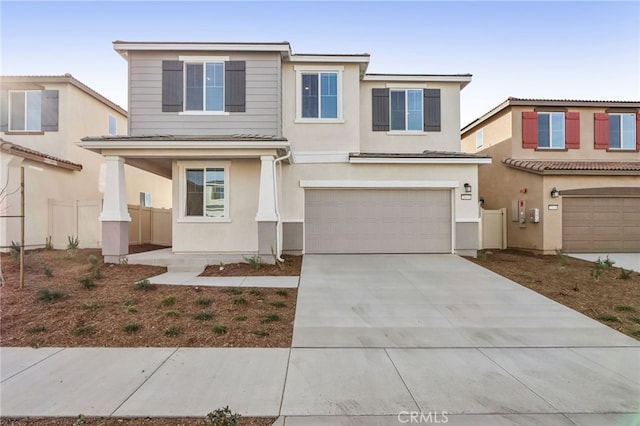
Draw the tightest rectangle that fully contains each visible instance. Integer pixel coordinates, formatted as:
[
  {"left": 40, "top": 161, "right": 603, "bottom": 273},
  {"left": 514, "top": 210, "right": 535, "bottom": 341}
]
[{"left": 273, "top": 150, "right": 291, "bottom": 262}]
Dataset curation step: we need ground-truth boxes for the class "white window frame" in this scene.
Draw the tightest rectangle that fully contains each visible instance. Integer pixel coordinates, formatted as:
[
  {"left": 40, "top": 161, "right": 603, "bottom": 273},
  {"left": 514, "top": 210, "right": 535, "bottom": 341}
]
[
  {"left": 388, "top": 88, "right": 424, "bottom": 133},
  {"left": 608, "top": 113, "right": 636, "bottom": 150},
  {"left": 177, "top": 161, "right": 231, "bottom": 223},
  {"left": 294, "top": 65, "right": 343, "bottom": 123},
  {"left": 179, "top": 55, "right": 229, "bottom": 116},
  {"left": 476, "top": 129, "right": 483, "bottom": 149},
  {"left": 537, "top": 112, "right": 565, "bottom": 149},
  {"left": 8, "top": 90, "right": 42, "bottom": 132},
  {"left": 108, "top": 114, "right": 117, "bottom": 136}
]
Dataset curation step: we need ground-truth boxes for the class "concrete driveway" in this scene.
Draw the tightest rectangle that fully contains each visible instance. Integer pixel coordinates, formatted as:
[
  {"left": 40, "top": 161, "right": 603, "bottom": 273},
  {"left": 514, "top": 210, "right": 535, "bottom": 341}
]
[{"left": 281, "top": 254, "right": 640, "bottom": 425}]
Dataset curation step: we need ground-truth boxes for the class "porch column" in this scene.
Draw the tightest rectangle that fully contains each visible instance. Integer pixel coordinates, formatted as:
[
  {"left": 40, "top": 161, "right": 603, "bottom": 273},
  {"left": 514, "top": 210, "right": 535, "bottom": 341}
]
[
  {"left": 255, "top": 155, "right": 277, "bottom": 260},
  {"left": 100, "top": 156, "right": 131, "bottom": 263}
]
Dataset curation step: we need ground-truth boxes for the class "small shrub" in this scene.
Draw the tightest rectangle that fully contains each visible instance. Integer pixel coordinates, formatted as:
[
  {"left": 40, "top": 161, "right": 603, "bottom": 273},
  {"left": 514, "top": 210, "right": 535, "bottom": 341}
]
[
  {"left": 44, "top": 236, "right": 53, "bottom": 250},
  {"left": 212, "top": 324, "right": 228, "bottom": 335},
  {"left": 119, "top": 257, "right": 129, "bottom": 265},
  {"left": 9, "top": 241, "right": 20, "bottom": 263},
  {"left": 252, "top": 329, "right": 269, "bottom": 337},
  {"left": 249, "top": 289, "right": 263, "bottom": 297},
  {"left": 270, "top": 301, "right": 286, "bottom": 308},
  {"left": 224, "top": 287, "right": 243, "bottom": 295},
  {"left": 233, "top": 297, "right": 248, "bottom": 306},
  {"left": 205, "top": 406, "right": 240, "bottom": 426},
  {"left": 194, "top": 311, "right": 214, "bottom": 321},
  {"left": 591, "top": 267, "right": 604, "bottom": 281},
  {"left": 195, "top": 297, "right": 213, "bottom": 307},
  {"left": 43, "top": 265, "right": 54, "bottom": 278},
  {"left": 124, "top": 299, "right": 137, "bottom": 306},
  {"left": 37, "top": 288, "right": 67, "bottom": 303},
  {"left": 275, "top": 289, "right": 288, "bottom": 297},
  {"left": 125, "top": 306, "right": 138, "bottom": 314},
  {"left": 597, "top": 314, "right": 620, "bottom": 323},
  {"left": 261, "top": 313, "right": 280, "bottom": 323},
  {"left": 554, "top": 249, "right": 569, "bottom": 266},
  {"left": 123, "top": 323, "right": 141, "bottom": 334},
  {"left": 67, "top": 236, "right": 80, "bottom": 250},
  {"left": 26, "top": 325, "right": 46, "bottom": 334},
  {"left": 133, "top": 278, "right": 154, "bottom": 290},
  {"left": 87, "top": 254, "right": 99, "bottom": 267},
  {"left": 615, "top": 305, "right": 636, "bottom": 313},
  {"left": 82, "top": 302, "right": 102, "bottom": 310},
  {"left": 632, "top": 330, "right": 640, "bottom": 338},
  {"left": 164, "top": 310, "right": 181, "bottom": 318},
  {"left": 73, "top": 326, "right": 92, "bottom": 336},
  {"left": 73, "top": 414, "right": 87, "bottom": 426},
  {"left": 160, "top": 295, "right": 176, "bottom": 307},
  {"left": 630, "top": 317, "right": 640, "bottom": 325},
  {"left": 233, "top": 315, "right": 247, "bottom": 322},
  {"left": 619, "top": 269, "right": 633, "bottom": 280},
  {"left": 244, "top": 254, "right": 262, "bottom": 271},
  {"left": 77, "top": 276, "right": 96, "bottom": 289},
  {"left": 165, "top": 326, "right": 182, "bottom": 337}
]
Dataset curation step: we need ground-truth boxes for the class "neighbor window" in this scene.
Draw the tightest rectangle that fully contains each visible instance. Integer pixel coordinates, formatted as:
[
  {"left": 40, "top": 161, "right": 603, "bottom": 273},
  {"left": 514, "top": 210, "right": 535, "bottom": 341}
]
[
  {"left": 185, "top": 167, "right": 227, "bottom": 219},
  {"left": 9, "top": 90, "right": 41, "bottom": 131},
  {"left": 301, "top": 72, "right": 338, "bottom": 119},
  {"left": 609, "top": 113, "right": 636, "bottom": 150},
  {"left": 390, "top": 89, "right": 423, "bottom": 131},
  {"left": 476, "top": 129, "right": 483, "bottom": 149},
  {"left": 185, "top": 62, "right": 224, "bottom": 112},
  {"left": 108, "top": 115, "right": 117, "bottom": 136},
  {"left": 537, "top": 112, "right": 565, "bottom": 148}
]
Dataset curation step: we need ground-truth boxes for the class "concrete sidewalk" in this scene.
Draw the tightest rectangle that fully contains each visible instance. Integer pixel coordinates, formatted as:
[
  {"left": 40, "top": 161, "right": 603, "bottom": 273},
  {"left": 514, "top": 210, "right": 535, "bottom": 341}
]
[{"left": 569, "top": 253, "right": 640, "bottom": 272}]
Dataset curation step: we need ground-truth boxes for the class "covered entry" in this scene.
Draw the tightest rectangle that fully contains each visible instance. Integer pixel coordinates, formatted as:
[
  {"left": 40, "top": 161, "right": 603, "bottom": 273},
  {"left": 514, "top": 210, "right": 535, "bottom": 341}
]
[
  {"left": 563, "top": 197, "right": 640, "bottom": 252},
  {"left": 304, "top": 188, "right": 452, "bottom": 254}
]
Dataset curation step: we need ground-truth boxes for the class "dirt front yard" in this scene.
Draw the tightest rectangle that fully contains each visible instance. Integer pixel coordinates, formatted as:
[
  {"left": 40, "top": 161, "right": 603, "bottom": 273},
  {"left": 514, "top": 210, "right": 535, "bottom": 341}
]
[
  {"left": 1, "top": 417, "right": 274, "bottom": 426},
  {"left": 0, "top": 248, "right": 298, "bottom": 348},
  {"left": 468, "top": 250, "right": 640, "bottom": 340}
]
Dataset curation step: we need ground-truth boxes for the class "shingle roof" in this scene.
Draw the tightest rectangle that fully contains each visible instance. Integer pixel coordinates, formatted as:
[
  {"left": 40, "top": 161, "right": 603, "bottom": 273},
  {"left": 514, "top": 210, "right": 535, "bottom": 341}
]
[
  {"left": 503, "top": 158, "right": 640, "bottom": 174},
  {"left": 81, "top": 134, "right": 287, "bottom": 142},
  {"left": 0, "top": 139, "right": 82, "bottom": 171}
]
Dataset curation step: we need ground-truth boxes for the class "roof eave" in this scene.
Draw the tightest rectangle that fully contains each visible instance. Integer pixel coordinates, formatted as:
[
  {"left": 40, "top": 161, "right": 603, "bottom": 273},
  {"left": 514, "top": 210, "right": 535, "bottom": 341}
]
[
  {"left": 113, "top": 41, "right": 292, "bottom": 60},
  {"left": 363, "top": 74, "right": 473, "bottom": 88}
]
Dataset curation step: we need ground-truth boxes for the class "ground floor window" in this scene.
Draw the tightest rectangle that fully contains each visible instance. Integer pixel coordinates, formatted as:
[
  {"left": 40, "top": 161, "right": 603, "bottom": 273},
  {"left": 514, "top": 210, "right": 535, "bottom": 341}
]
[{"left": 180, "top": 162, "right": 229, "bottom": 220}]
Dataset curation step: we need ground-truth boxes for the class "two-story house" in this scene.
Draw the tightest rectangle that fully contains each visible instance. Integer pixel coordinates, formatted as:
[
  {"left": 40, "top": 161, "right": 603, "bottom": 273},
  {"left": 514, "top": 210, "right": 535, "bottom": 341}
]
[
  {"left": 461, "top": 98, "right": 640, "bottom": 254},
  {"left": 79, "top": 41, "right": 490, "bottom": 263},
  {"left": 0, "top": 74, "right": 172, "bottom": 251}
]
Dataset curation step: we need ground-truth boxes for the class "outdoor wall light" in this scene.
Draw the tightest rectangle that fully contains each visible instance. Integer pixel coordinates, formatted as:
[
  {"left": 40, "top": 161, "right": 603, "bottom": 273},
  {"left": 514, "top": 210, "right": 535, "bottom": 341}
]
[
  {"left": 550, "top": 187, "right": 560, "bottom": 198},
  {"left": 464, "top": 183, "right": 472, "bottom": 193}
]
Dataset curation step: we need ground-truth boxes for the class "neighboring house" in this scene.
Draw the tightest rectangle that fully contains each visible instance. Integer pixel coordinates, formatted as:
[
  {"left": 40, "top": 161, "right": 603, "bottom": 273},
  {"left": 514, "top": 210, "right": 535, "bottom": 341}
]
[
  {"left": 0, "top": 74, "right": 172, "bottom": 251},
  {"left": 461, "top": 98, "right": 640, "bottom": 254},
  {"left": 78, "top": 41, "right": 490, "bottom": 263}
]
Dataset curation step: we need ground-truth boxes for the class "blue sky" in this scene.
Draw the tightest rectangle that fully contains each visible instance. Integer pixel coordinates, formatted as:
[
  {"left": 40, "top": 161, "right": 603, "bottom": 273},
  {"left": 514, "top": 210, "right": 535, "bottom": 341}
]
[{"left": 1, "top": 1, "right": 638, "bottom": 126}]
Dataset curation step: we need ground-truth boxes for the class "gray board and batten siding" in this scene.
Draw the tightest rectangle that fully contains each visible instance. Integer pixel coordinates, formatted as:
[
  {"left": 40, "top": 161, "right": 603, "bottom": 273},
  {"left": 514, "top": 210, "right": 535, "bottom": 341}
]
[{"left": 127, "top": 51, "right": 282, "bottom": 137}]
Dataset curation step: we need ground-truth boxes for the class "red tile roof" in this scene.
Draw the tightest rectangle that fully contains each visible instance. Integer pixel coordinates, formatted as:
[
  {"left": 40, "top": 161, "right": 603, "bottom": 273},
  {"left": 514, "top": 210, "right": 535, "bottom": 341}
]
[
  {"left": 503, "top": 158, "right": 640, "bottom": 174},
  {"left": 0, "top": 139, "right": 82, "bottom": 171}
]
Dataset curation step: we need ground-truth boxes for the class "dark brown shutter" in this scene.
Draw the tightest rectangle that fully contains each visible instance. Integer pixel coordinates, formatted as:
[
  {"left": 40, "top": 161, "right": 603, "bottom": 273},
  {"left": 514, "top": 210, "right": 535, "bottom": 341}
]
[
  {"left": 423, "top": 88, "right": 441, "bottom": 131},
  {"left": 636, "top": 114, "right": 640, "bottom": 151},
  {"left": 522, "top": 112, "right": 538, "bottom": 149},
  {"left": 225, "top": 61, "right": 246, "bottom": 112},
  {"left": 41, "top": 90, "right": 59, "bottom": 132},
  {"left": 564, "top": 112, "right": 580, "bottom": 149},
  {"left": 0, "top": 90, "right": 7, "bottom": 132},
  {"left": 372, "top": 88, "right": 389, "bottom": 131},
  {"left": 162, "top": 60, "right": 184, "bottom": 112},
  {"left": 593, "top": 113, "right": 609, "bottom": 149}
]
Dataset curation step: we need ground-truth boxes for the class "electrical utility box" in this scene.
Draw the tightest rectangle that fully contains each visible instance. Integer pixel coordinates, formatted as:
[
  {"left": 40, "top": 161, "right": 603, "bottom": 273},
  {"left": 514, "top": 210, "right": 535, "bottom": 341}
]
[{"left": 528, "top": 208, "right": 540, "bottom": 223}]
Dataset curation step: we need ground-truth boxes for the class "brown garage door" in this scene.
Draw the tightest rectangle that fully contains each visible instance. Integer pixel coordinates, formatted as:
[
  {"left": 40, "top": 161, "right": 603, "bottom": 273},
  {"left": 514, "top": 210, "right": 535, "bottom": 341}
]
[
  {"left": 563, "top": 197, "right": 640, "bottom": 252},
  {"left": 304, "top": 189, "right": 452, "bottom": 254}
]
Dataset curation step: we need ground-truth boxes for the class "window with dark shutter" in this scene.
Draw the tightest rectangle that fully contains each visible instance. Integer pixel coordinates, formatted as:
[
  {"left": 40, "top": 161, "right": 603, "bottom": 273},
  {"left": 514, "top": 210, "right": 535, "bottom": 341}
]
[
  {"left": 522, "top": 111, "right": 538, "bottom": 149},
  {"left": 41, "top": 90, "right": 59, "bottom": 132},
  {"left": 423, "top": 88, "right": 441, "bottom": 132},
  {"left": 162, "top": 60, "right": 184, "bottom": 112},
  {"left": 593, "top": 113, "right": 609, "bottom": 149},
  {"left": 564, "top": 112, "right": 580, "bottom": 149},
  {"left": 225, "top": 61, "right": 246, "bottom": 112},
  {"left": 372, "top": 88, "right": 389, "bottom": 131}
]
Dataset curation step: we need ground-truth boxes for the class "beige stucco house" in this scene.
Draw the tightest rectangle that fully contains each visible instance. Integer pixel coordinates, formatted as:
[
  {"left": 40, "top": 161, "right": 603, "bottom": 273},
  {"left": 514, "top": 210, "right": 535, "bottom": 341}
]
[
  {"left": 461, "top": 98, "right": 640, "bottom": 254},
  {"left": 79, "top": 41, "right": 490, "bottom": 263},
  {"left": 0, "top": 75, "right": 171, "bottom": 251}
]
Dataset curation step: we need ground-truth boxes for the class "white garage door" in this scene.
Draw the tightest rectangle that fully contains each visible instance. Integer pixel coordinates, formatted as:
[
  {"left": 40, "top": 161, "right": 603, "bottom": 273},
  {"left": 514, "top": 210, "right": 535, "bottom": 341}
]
[
  {"left": 304, "top": 189, "right": 452, "bottom": 254},
  {"left": 563, "top": 197, "right": 640, "bottom": 252}
]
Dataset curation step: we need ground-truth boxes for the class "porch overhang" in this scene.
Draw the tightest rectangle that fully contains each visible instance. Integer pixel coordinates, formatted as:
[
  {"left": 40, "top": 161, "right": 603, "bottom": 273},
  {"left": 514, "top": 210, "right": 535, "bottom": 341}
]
[{"left": 77, "top": 135, "right": 291, "bottom": 179}]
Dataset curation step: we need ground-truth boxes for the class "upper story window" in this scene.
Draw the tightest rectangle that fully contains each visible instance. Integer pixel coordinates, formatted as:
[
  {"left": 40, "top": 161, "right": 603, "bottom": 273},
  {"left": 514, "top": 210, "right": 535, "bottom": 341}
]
[
  {"left": 179, "top": 161, "right": 230, "bottom": 222},
  {"left": 476, "top": 129, "right": 483, "bottom": 149},
  {"left": 108, "top": 114, "right": 117, "bottom": 136},
  {"left": 390, "top": 89, "right": 423, "bottom": 131},
  {"left": 521, "top": 111, "right": 579, "bottom": 150},
  {"left": 161, "top": 59, "right": 245, "bottom": 114},
  {"left": 3, "top": 89, "right": 59, "bottom": 133},
  {"left": 185, "top": 62, "right": 224, "bottom": 112},
  {"left": 609, "top": 113, "right": 636, "bottom": 150},
  {"left": 537, "top": 112, "right": 565, "bottom": 149},
  {"left": 295, "top": 65, "right": 343, "bottom": 122},
  {"left": 372, "top": 88, "right": 440, "bottom": 133}
]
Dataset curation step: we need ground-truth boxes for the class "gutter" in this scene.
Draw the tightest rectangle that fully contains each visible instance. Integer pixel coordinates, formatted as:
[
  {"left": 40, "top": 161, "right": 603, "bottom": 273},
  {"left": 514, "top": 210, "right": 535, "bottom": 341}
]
[{"left": 273, "top": 150, "right": 292, "bottom": 262}]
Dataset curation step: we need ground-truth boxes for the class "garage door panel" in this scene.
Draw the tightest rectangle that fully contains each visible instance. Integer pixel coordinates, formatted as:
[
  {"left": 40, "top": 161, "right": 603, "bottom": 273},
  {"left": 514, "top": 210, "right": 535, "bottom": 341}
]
[
  {"left": 563, "top": 197, "right": 640, "bottom": 253},
  {"left": 305, "top": 189, "right": 452, "bottom": 254}
]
